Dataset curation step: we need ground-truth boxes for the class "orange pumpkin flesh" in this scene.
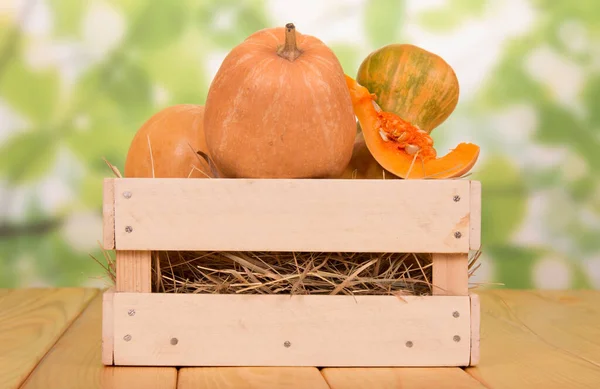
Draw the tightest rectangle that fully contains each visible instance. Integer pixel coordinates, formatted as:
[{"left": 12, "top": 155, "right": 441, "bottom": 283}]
[
  {"left": 345, "top": 75, "right": 480, "bottom": 179},
  {"left": 124, "top": 104, "right": 218, "bottom": 178},
  {"left": 204, "top": 23, "right": 356, "bottom": 178}
]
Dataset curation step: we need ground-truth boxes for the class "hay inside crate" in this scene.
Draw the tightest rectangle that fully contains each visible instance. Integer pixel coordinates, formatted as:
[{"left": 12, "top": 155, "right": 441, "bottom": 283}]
[{"left": 150, "top": 250, "right": 481, "bottom": 296}]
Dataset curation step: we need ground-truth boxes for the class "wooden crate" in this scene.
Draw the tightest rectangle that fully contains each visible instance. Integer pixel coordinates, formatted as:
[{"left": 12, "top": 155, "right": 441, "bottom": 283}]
[{"left": 101, "top": 177, "right": 481, "bottom": 367}]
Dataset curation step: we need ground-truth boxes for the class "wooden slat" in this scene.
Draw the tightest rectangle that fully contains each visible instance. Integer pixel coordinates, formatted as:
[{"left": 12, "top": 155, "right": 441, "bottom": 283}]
[
  {"left": 112, "top": 293, "right": 471, "bottom": 367},
  {"left": 112, "top": 178, "right": 472, "bottom": 253},
  {"left": 432, "top": 253, "right": 469, "bottom": 295},
  {"left": 0, "top": 288, "right": 98, "bottom": 389},
  {"left": 321, "top": 367, "right": 487, "bottom": 388},
  {"left": 20, "top": 293, "right": 177, "bottom": 389},
  {"left": 178, "top": 367, "right": 330, "bottom": 389},
  {"left": 469, "top": 181, "right": 481, "bottom": 250},
  {"left": 469, "top": 293, "right": 481, "bottom": 366},
  {"left": 116, "top": 250, "right": 151, "bottom": 292},
  {"left": 103, "top": 178, "right": 116, "bottom": 249},
  {"left": 466, "top": 290, "right": 600, "bottom": 388}
]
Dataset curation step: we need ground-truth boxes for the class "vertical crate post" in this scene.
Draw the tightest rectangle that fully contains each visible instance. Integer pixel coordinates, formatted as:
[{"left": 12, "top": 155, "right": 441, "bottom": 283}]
[
  {"left": 116, "top": 251, "right": 151, "bottom": 292},
  {"left": 104, "top": 178, "right": 152, "bottom": 293},
  {"left": 432, "top": 253, "right": 469, "bottom": 296},
  {"left": 430, "top": 180, "right": 480, "bottom": 296}
]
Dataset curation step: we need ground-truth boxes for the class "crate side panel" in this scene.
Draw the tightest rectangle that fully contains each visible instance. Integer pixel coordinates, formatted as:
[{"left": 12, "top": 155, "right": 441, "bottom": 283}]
[
  {"left": 113, "top": 178, "right": 471, "bottom": 253},
  {"left": 469, "top": 293, "right": 481, "bottom": 366},
  {"left": 469, "top": 181, "right": 482, "bottom": 250},
  {"left": 103, "top": 178, "right": 115, "bottom": 249},
  {"left": 102, "top": 288, "right": 115, "bottom": 365},
  {"left": 113, "top": 293, "right": 471, "bottom": 367}
]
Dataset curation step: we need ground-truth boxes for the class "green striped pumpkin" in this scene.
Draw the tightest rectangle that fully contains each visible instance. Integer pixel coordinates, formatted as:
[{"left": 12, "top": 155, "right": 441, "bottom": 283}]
[{"left": 356, "top": 44, "right": 460, "bottom": 134}]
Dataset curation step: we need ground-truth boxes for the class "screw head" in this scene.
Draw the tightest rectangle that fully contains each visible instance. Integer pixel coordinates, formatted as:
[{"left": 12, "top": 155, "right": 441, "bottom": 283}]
[
  {"left": 453, "top": 195, "right": 461, "bottom": 202},
  {"left": 453, "top": 311, "right": 460, "bottom": 318},
  {"left": 405, "top": 341, "right": 413, "bottom": 348},
  {"left": 284, "top": 341, "right": 291, "bottom": 348},
  {"left": 128, "top": 309, "right": 135, "bottom": 316},
  {"left": 170, "top": 338, "right": 178, "bottom": 345},
  {"left": 123, "top": 191, "right": 132, "bottom": 199},
  {"left": 453, "top": 335, "right": 461, "bottom": 342},
  {"left": 454, "top": 231, "right": 462, "bottom": 239},
  {"left": 125, "top": 226, "right": 133, "bottom": 233},
  {"left": 123, "top": 334, "right": 132, "bottom": 342}
]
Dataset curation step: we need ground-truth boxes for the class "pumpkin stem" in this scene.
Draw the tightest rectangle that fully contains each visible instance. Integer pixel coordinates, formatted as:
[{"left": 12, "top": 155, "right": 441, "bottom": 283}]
[{"left": 277, "top": 22, "right": 302, "bottom": 61}]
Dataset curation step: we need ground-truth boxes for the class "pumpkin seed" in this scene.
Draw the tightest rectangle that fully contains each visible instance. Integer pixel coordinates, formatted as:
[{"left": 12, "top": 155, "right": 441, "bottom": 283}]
[
  {"left": 405, "top": 144, "right": 420, "bottom": 155},
  {"left": 379, "top": 129, "right": 389, "bottom": 141},
  {"left": 372, "top": 100, "right": 382, "bottom": 112}
]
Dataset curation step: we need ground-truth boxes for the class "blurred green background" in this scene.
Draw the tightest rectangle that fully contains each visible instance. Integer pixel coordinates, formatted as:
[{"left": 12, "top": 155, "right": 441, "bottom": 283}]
[{"left": 0, "top": 0, "right": 598, "bottom": 290}]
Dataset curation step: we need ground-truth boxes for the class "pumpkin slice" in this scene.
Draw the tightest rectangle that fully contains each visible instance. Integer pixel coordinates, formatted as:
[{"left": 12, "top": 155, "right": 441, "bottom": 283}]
[{"left": 345, "top": 75, "right": 480, "bottom": 179}]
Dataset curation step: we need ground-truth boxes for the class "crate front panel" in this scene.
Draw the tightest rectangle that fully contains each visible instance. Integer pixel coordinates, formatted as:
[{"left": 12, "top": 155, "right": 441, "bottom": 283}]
[
  {"left": 108, "top": 178, "right": 473, "bottom": 253},
  {"left": 112, "top": 293, "right": 472, "bottom": 367}
]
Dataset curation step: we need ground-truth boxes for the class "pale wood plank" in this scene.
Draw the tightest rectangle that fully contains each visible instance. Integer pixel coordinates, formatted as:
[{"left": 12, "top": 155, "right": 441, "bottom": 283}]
[
  {"left": 322, "top": 367, "right": 487, "bottom": 389},
  {"left": 469, "top": 180, "right": 481, "bottom": 250},
  {"left": 469, "top": 293, "right": 481, "bottom": 366},
  {"left": 20, "top": 293, "right": 177, "bottom": 389},
  {"left": 112, "top": 178, "right": 471, "bottom": 253},
  {"left": 102, "top": 288, "right": 115, "bottom": 365},
  {"left": 113, "top": 293, "right": 471, "bottom": 367},
  {"left": 178, "top": 367, "right": 330, "bottom": 389},
  {"left": 0, "top": 288, "right": 98, "bottom": 389},
  {"left": 103, "top": 178, "right": 115, "bottom": 249},
  {"left": 465, "top": 290, "right": 600, "bottom": 389},
  {"left": 432, "top": 253, "right": 469, "bottom": 295},
  {"left": 116, "top": 250, "right": 151, "bottom": 292},
  {"left": 102, "top": 367, "right": 176, "bottom": 389}
]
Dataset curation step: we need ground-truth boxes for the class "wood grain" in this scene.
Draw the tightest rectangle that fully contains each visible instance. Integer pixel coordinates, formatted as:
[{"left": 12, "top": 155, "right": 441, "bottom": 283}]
[
  {"left": 322, "top": 367, "right": 486, "bottom": 389},
  {"left": 469, "top": 293, "right": 481, "bottom": 366},
  {"left": 112, "top": 293, "right": 471, "bottom": 367},
  {"left": 116, "top": 250, "right": 151, "bottom": 292},
  {"left": 0, "top": 288, "right": 98, "bottom": 389},
  {"left": 465, "top": 289, "right": 600, "bottom": 389},
  {"left": 178, "top": 367, "right": 330, "bottom": 388},
  {"left": 111, "top": 178, "right": 472, "bottom": 253},
  {"left": 20, "top": 293, "right": 177, "bottom": 389},
  {"left": 102, "top": 288, "right": 115, "bottom": 365},
  {"left": 103, "top": 177, "right": 115, "bottom": 249},
  {"left": 469, "top": 180, "right": 481, "bottom": 250},
  {"left": 432, "top": 253, "right": 469, "bottom": 295}
]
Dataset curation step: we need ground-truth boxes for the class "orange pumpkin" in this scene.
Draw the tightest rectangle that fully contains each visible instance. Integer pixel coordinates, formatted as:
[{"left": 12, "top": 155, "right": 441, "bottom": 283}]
[
  {"left": 345, "top": 75, "right": 479, "bottom": 179},
  {"left": 340, "top": 132, "right": 399, "bottom": 180},
  {"left": 124, "top": 104, "right": 218, "bottom": 178},
  {"left": 203, "top": 23, "right": 356, "bottom": 178}
]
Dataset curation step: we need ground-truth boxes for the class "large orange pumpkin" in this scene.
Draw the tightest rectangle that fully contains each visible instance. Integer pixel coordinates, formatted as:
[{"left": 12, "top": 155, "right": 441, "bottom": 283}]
[
  {"left": 345, "top": 75, "right": 479, "bottom": 179},
  {"left": 203, "top": 23, "right": 356, "bottom": 178},
  {"left": 124, "top": 104, "right": 218, "bottom": 178}
]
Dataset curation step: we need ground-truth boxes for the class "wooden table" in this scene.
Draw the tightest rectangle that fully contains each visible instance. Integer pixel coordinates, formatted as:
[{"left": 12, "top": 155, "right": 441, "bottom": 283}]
[{"left": 1, "top": 288, "right": 599, "bottom": 388}]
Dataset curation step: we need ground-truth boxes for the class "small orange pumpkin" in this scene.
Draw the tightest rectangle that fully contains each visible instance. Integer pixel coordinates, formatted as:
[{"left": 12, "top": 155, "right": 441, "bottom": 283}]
[
  {"left": 340, "top": 132, "right": 399, "bottom": 180},
  {"left": 203, "top": 23, "right": 356, "bottom": 178},
  {"left": 124, "top": 104, "right": 218, "bottom": 178}
]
